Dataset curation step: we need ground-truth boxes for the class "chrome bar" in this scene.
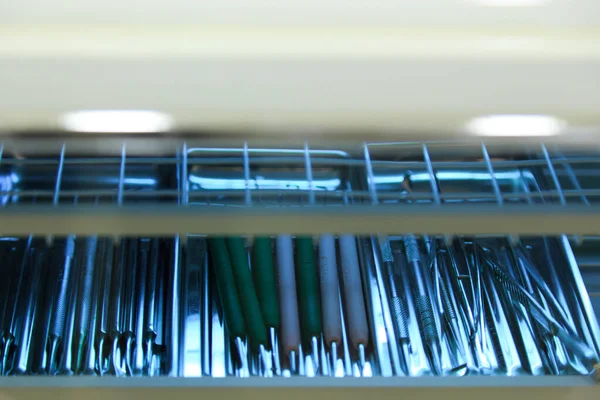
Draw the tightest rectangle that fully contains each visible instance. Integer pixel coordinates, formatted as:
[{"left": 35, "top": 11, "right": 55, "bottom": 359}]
[
  {"left": 243, "top": 142, "right": 251, "bottom": 206},
  {"left": 481, "top": 143, "right": 503, "bottom": 206},
  {"left": 117, "top": 144, "right": 126, "bottom": 206},
  {"left": 303, "top": 142, "right": 315, "bottom": 205},
  {"left": 182, "top": 143, "right": 189, "bottom": 207},
  {"left": 52, "top": 144, "right": 67, "bottom": 206},
  {"left": 422, "top": 143, "right": 441, "bottom": 205},
  {"left": 541, "top": 144, "right": 566, "bottom": 205},
  {"left": 363, "top": 143, "right": 378, "bottom": 205}
]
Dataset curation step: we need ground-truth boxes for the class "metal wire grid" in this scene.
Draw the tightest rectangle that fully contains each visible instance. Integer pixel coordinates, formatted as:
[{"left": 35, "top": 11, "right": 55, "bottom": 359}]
[
  {"left": 184, "top": 144, "right": 356, "bottom": 208},
  {"left": 364, "top": 141, "right": 600, "bottom": 207},
  {"left": 0, "top": 140, "right": 598, "bottom": 235},
  {"left": 0, "top": 140, "right": 597, "bottom": 208},
  {"left": 0, "top": 144, "right": 350, "bottom": 207},
  {"left": 0, "top": 144, "right": 179, "bottom": 206}
]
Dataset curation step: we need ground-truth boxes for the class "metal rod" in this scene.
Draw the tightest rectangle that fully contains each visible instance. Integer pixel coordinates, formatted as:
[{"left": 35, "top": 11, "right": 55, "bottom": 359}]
[
  {"left": 422, "top": 143, "right": 441, "bottom": 205},
  {"left": 53, "top": 144, "right": 67, "bottom": 206},
  {"left": 363, "top": 143, "right": 378, "bottom": 204},
  {"left": 182, "top": 143, "right": 189, "bottom": 207},
  {"left": 541, "top": 144, "right": 566, "bottom": 205},
  {"left": 481, "top": 143, "right": 503, "bottom": 206},
  {"left": 165, "top": 235, "right": 182, "bottom": 376},
  {"left": 243, "top": 142, "right": 251, "bottom": 206},
  {"left": 304, "top": 142, "right": 315, "bottom": 205},
  {"left": 117, "top": 144, "right": 126, "bottom": 206}
]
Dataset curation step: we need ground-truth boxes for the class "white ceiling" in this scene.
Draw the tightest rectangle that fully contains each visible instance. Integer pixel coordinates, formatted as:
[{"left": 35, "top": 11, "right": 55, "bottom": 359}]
[
  {"left": 0, "top": 0, "right": 599, "bottom": 139},
  {"left": 1, "top": 0, "right": 599, "bottom": 28}
]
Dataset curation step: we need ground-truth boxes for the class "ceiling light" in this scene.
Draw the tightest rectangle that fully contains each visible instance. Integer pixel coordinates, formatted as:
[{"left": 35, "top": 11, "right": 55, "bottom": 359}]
[
  {"left": 60, "top": 110, "right": 173, "bottom": 133},
  {"left": 466, "top": 114, "right": 566, "bottom": 137}
]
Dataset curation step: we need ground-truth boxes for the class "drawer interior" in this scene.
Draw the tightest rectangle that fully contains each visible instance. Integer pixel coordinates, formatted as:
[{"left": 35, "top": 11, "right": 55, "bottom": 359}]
[{"left": 0, "top": 141, "right": 599, "bottom": 382}]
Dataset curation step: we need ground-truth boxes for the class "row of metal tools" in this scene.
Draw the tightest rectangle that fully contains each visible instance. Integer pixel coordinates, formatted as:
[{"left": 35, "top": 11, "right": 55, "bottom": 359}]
[
  {"left": 376, "top": 235, "right": 599, "bottom": 379},
  {"left": 0, "top": 235, "right": 175, "bottom": 377},
  {"left": 0, "top": 234, "right": 599, "bottom": 379}
]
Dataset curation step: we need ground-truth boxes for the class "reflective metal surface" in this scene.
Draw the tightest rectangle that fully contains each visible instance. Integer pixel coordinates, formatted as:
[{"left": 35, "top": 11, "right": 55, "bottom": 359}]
[
  {"left": 0, "top": 141, "right": 599, "bottom": 381},
  {"left": 0, "top": 233, "right": 597, "bottom": 379}
]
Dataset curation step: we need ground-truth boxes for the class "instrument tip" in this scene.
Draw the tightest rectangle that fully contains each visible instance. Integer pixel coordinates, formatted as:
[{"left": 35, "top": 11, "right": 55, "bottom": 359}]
[
  {"left": 235, "top": 337, "right": 249, "bottom": 377},
  {"left": 399, "top": 342, "right": 411, "bottom": 376},
  {"left": 289, "top": 350, "right": 297, "bottom": 374},
  {"left": 311, "top": 336, "right": 320, "bottom": 372},
  {"left": 269, "top": 328, "right": 281, "bottom": 376},
  {"left": 330, "top": 342, "right": 338, "bottom": 375},
  {"left": 112, "top": 335, "right": 126, "bottom": 377},
  {"left": 259, "top": 344, "right": 273, "bottom": 377},
  {"left": 124, "top": 335, "right": 135, "bottom": 375},
  {"left": 1, "top": 336, "right": 14, "bottom": 376},
  {"left": 358, "top": 343, "right": 366, "bottom": 369},
  {"left": 428, "top": 341, "right": 443, "bottom": 376},
  {"left": 47, "top": 337, "right": 61, "bottom": 375},
  {"left": 144, "top": 338, "right": 154, "bottom": 372}
]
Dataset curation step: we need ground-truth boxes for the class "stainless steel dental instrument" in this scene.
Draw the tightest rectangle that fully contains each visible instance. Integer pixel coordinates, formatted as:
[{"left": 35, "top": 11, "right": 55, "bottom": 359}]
[
  {"left": 276, "top": 235, "right": 301, "bottom": 373},
  {"left": 318, "top": 234, "right": 343, "bottom": 375},
  {"left": 47, "top": 236, "right": 75, "bottom": 375},
  {"left": 404, "top": 236, "right": 442, "bottom": 375},
  {"left": 339, "top": 234, "right": 370, "bottom": 373},
  {"left": 482, "top": 250, "right": 600, "bottom": 378},
  {"left": 379, "top": 240, "right": 410, "bottom": 375}
]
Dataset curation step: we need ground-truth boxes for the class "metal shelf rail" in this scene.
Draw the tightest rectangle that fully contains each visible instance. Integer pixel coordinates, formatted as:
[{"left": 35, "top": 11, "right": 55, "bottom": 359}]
[{"left": 0, "top": 141, "right": 599, "bottom": 235}]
